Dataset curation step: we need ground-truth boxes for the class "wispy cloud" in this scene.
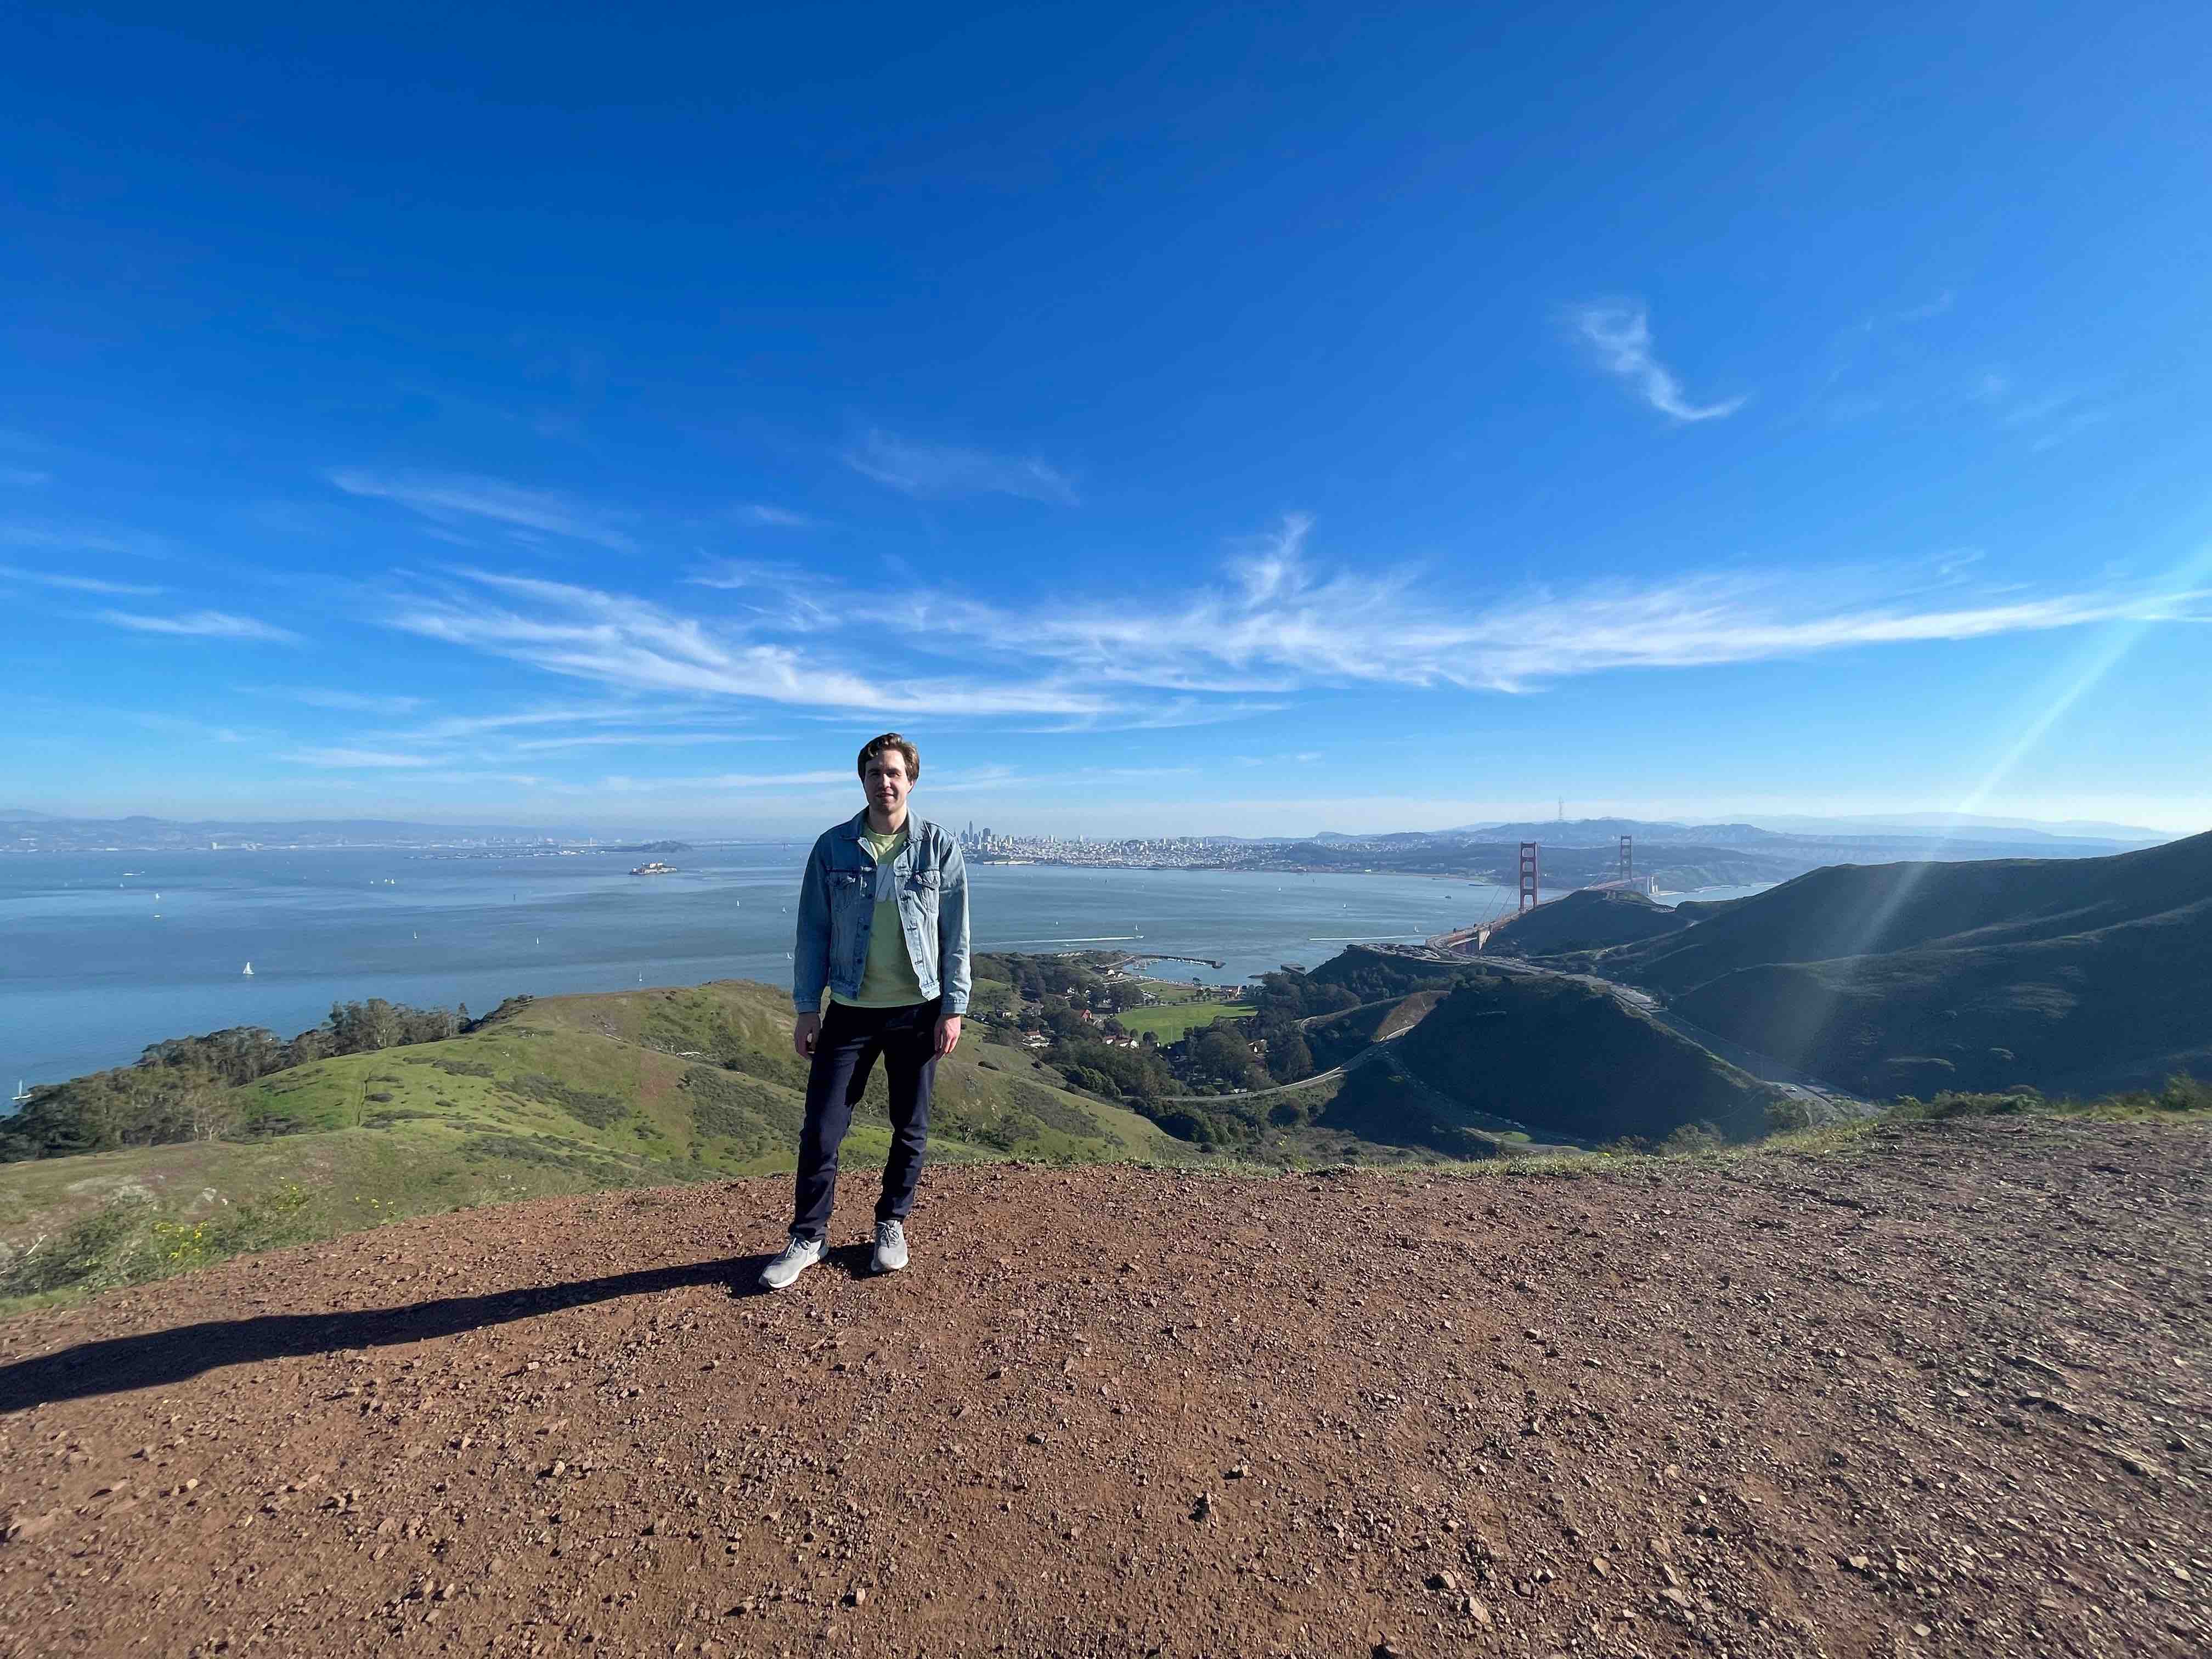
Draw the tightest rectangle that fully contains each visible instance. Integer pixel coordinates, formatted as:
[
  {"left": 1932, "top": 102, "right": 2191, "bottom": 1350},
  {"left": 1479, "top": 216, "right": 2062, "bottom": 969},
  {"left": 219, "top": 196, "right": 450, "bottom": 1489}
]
[
  {"left": 388, "top": 569, "right": 1118, "bottom": 718},
  {"left": 843, "top": 430, "right": 1079, "bottom": 505},
  {"left": 904, "top": 515, "right": 2212, "bottom": 695},
  {"left": 279, "top": 747, "right": 436, "bottom": 768},
  {"left": 382, "top": 704, "right": 692, "bottom": 743},
  {"left": 1570, "top": 302, "right": 1747, "bottom": 423},
  {"left": 0, "top": 469, "right": 50, "bottom": 487},
  {"left": 681, "top": 559, "right": 842, "bottom": 631},
  {"left": 2001, "top": 391, "right": 2082, "bottom": 428},
  {"left": 1972, "top": 380, "right": 2113, "bottom": 453},
  {"left": 736, "top": 504, "right": 817, "bottom": 529},
  {"left": 1889, "top": 291, "right": 1955, "bottom": 325},
  {"left": 240, "top": 686, "right": 424, "bottom": 715},
  {"left": 592, "top": 769, "right": 853, "bottom": 793},
  {"left": 2030, "top": 411, "right": 2111, "bottom": 453},
  {"left": 2, "top": 522, "right": 172, "bottom": 560},
  {"left": 1023, "top": 696, "right": 1290, "bottom": 733},
  {"left": 136, "top": 712, "right": 250, "bottom": 744},
  {"left": 329, "top": 469, "right": 637, "bottom": 551},
  {"left": 507, "top": 731, "right": 779, "bottom": 754},
  {"left": 380, "top": 519, "right": 2209, "bottom": 730},
  {"left": 99, "top": 608, "right": 300, "bottom": 642},
  {"left": 309, "top": 701, "right": 783, "bottom": 765},
  {"left": 0, "top": 563, "right": 163, "bottom": 596}
]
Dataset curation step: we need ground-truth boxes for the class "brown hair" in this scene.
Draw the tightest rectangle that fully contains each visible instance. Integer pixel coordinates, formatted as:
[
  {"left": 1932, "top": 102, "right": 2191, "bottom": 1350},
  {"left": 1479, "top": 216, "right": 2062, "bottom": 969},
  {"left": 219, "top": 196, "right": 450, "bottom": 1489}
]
[{"left": 856, "top": 731, "right": 920, "bottom": 782}]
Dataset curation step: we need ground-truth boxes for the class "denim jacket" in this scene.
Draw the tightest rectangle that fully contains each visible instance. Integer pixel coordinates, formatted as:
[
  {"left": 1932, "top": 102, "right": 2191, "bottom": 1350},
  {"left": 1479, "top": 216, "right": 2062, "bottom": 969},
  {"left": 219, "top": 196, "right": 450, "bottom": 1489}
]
[{"left": 792, "top": 810, "right": 971, "bottom": 1016}]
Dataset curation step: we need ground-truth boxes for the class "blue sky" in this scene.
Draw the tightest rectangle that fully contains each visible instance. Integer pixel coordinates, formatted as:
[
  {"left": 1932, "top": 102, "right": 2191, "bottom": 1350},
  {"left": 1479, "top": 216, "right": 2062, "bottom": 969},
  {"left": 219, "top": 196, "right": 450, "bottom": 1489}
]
[{"left": 4, "top": 2, "right": 2208, "bottom": 837}]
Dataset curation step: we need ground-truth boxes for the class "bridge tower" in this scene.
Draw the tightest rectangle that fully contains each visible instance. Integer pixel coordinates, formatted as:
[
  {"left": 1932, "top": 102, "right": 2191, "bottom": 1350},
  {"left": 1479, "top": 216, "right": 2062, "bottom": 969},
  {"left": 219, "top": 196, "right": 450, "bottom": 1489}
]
[
  {"left": 1518, "top": 841, "right": 1540, "bottom": 914},
  {"left": 1619, "top": 834, "right": 1633, "bottom": 883}
]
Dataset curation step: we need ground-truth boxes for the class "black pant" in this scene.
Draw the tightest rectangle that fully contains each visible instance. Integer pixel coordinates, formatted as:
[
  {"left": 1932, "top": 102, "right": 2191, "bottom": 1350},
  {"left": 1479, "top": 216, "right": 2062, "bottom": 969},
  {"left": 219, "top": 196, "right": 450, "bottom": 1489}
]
[{"left": 791, "top": 997, "right": 940, "bottom": 1243}]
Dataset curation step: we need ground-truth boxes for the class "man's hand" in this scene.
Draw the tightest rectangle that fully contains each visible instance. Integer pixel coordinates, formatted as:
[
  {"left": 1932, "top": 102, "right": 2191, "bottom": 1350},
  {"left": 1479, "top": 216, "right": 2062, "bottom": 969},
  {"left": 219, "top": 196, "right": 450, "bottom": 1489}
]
[
  {"left": 934, "top": 1014, "right": 963, "bottom": 1058},
  {"left": 793, "top": 1012, "right": 821, "bottom": 1059}
]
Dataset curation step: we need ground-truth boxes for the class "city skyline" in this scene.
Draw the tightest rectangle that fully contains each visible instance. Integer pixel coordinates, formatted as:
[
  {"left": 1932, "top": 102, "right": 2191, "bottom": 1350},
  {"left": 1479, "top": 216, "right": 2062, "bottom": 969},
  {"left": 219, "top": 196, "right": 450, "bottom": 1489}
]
[{"left": 4, "top": 6, "right": 2210, "bottom": 837}]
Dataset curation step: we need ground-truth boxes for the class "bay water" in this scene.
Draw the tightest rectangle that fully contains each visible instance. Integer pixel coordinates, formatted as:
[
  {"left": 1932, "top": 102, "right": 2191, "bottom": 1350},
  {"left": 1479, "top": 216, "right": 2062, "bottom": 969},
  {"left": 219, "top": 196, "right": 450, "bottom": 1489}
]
[{"left": 2, "top": 846, "right": 1538, "bottom": 1087}]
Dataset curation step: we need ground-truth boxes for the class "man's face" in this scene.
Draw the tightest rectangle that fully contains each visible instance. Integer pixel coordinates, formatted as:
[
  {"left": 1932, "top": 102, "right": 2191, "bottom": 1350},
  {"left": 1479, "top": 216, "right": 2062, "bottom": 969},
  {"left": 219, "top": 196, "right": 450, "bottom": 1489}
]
[{"left": 862, "top": 750, "right": 912, "bottom": 817}]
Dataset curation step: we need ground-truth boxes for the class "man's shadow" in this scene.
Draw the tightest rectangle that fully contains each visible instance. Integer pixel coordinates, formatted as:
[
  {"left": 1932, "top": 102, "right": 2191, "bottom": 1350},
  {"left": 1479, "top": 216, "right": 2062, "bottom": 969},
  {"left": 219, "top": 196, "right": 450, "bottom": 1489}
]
[
  {"left": 1, "top": 1237, "right": 907, "bottom": 1414},
  {"left": 0, "top": 1255, "right": 776, "bottom": 1413}
]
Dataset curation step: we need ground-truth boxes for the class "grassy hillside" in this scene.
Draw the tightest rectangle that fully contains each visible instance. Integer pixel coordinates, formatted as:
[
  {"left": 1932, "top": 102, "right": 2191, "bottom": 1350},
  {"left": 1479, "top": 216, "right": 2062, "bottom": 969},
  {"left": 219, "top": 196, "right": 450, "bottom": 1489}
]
[
  {"left": 1606, "top": 830, "right": 2212, "bottom": 1096},
  {"left": 1393, "top": 974, "right": 1785, "bottom": 1144},
  {"left": 0, "top": 978, "right": 1189, "bottom": 1306},
  {"left": 1672, "top": 906, "right": 2212, "bottom": 1097},
  {"left": 1302, "top": 991, "right": 1443, "bottom": 1070},
  {"left": 1615, "top": 830, "right": 2211, "bottom": 991},
  {"left": 1115, "top": 1001, "right": 1253, "bottom": 1041},
  {"left": 1485, "top": 888, "right": 1692, "bottom": 956}
]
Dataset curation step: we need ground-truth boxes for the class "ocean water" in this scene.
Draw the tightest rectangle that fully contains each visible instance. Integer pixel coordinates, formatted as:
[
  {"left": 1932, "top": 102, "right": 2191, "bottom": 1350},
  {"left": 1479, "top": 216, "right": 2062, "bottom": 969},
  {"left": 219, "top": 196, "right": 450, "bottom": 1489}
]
[{"left": 0, "top": 846, "right": 1530, "bottom": 1087}]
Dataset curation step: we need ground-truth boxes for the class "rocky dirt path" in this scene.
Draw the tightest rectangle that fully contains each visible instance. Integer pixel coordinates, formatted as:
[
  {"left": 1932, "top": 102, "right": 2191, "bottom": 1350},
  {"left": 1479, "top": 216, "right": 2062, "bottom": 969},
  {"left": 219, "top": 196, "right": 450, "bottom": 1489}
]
[{"left": 1, "top": 1117, "right": 2205, "bottom": 1658}]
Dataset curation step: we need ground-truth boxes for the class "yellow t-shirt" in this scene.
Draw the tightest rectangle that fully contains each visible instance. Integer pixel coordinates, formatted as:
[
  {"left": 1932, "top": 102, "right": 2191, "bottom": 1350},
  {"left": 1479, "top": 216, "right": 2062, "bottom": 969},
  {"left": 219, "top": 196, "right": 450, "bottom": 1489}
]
[{"left": 831, "top": 827, "right": 927, "bottom": 1008}]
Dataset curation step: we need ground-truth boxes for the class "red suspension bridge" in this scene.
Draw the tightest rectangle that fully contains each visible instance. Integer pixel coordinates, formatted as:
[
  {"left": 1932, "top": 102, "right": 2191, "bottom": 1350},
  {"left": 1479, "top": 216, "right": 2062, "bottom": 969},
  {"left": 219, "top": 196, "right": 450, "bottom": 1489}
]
[{"left": 1427, "top": 834, "right": 1656, "bottom": 953}]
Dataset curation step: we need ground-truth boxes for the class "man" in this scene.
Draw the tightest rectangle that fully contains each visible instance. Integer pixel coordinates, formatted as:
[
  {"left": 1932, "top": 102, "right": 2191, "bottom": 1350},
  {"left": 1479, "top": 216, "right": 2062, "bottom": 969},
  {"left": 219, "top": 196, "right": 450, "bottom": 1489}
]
[{"left": 758, "top": 732, "right": 970, "bottom": 1290}]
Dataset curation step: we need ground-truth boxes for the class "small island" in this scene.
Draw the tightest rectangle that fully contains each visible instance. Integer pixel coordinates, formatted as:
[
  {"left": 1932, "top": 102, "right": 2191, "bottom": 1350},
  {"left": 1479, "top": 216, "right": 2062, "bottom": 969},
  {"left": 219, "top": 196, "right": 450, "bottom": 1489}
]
[{"left": 629, "top": 861, "right": 678, "bottom": 877}]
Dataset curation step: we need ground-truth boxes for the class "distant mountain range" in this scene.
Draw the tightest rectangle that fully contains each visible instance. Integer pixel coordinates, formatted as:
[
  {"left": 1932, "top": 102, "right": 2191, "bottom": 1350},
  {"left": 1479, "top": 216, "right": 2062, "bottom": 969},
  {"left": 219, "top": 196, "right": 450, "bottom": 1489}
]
[
  {"left": 1302, "top": 815, "right": 2177, "bottom": 859},
  {"left": 1437, "top": 815, "right": 2171, "bottom": 850},
  {"left": 1743, "top": 812, "right": 2171, "bottom": 842},
  {"left": 1442, "top": 818, "right": 1787, "bottom": 847}
]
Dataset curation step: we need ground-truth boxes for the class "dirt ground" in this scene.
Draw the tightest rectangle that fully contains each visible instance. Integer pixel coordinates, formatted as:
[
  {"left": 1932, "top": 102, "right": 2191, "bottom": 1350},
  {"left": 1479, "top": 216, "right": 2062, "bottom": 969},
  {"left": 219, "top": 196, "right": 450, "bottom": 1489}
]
[{"left": 1, "top": 1116, "right": 2207, "bottom": 1659}]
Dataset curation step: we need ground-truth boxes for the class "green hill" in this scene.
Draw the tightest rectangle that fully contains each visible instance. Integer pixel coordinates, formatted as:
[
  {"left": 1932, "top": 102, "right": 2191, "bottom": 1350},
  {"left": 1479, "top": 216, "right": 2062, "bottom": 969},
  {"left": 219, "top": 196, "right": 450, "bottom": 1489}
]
[
  {"left": 1604, "top": 830, "right": 2212, "bottom": 1096},
  {"left": 1391, "top": 973, "right": 1785, "bottom": 1144},
  {"left": 0, "top": 979, "right": 1189, "bottom": 1301},
  {"left": 1484, "top": 888, "right": 1694, "bottom": 956},
  {"left": 1302, "top": 990, "right": 1445, "bottom": 1070}
]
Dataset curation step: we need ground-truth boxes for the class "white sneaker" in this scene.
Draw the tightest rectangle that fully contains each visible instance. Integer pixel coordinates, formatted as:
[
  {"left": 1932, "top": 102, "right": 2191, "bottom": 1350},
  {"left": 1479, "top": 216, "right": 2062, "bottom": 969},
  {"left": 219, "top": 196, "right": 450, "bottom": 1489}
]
[
  {"left": 758, "top": 1233, "right": 823, "bottom": 1290},
  {"left": 872, "top": 1220, "right": 909, "bottom": 1274}
]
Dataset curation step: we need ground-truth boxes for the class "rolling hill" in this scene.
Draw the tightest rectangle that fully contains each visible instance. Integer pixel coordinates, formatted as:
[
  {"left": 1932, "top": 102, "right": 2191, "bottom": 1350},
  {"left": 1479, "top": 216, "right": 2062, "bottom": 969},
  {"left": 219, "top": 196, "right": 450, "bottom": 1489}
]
[
  {"left": 0, "top": 979, "right": 1190, "bottom": 1294},
  {"left": 1597, "top": 829, "right": 2212, "bottom": 1097},
  {"left": 1387, "top": 972, "right": 1786, "bottom": 1144},
  {"left": 1480, "top": 887, "right": 1694, "bottom": 956}
]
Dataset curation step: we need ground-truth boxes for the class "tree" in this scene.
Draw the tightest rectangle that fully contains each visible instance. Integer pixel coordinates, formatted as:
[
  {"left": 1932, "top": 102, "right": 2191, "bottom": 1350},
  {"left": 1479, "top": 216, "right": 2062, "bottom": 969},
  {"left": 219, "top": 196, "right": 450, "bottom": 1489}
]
[
  {"left": 1261, "top": 1025, "right": 1313, "bottom": 1083},
  {"left": 1191, "top": 1026, "right": 1267, "bottom": 1091}
]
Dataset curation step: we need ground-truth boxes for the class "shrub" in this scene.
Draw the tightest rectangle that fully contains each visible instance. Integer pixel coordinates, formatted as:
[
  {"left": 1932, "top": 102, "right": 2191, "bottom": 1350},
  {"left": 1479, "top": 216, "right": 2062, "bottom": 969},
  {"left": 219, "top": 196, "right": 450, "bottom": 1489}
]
[
  {"left": 1064, "top": 1065, "right": 1120, "bottom": 1099},
  {"left": 2155, "top": 1072, "right": 2212, "bottom": 1113},
  {"left": 1660, "top": 1121, "right": 1724, "bottom": 1153},
  {"left": 506, "top": 1073, "right": 630, "bottom": 1128},
  {"left": 1892, "top": 1090, "right": 2044, "bottom": 1122},
  {"left": 1764, "top": 1096, "right": 1813, "bottom": 1134},
  {"left": 1, "top": 1200, "right": 152, "bottom": 1297},
  {"left": 0, "top": 1181, "right": 317, "bottom": 1301}
]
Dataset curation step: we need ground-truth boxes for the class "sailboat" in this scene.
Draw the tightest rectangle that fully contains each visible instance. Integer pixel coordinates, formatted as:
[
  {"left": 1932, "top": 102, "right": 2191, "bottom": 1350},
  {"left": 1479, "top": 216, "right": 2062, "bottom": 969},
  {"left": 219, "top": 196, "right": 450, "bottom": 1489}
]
[
  {"left": 241, "top": 962, "right": 255, "bottom": 976},
  {"left": 10, "top": 1081, "right": 30, "bottom": 1105}
]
